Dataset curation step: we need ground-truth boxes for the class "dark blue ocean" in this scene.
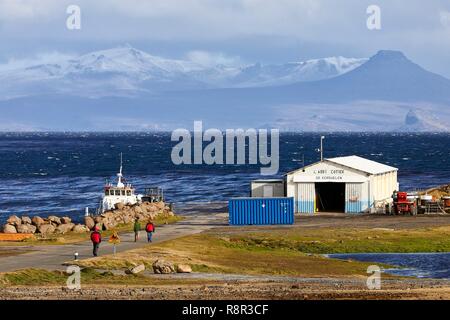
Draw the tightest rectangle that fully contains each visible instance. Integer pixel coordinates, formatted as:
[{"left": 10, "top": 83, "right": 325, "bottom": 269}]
[{"left": 0, "top": 132, "right": 449, "bottom": 223}]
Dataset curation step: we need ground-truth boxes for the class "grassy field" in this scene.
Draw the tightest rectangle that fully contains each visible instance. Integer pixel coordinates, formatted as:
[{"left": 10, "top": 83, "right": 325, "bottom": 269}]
[
  {"left": 71, "top": 220, "right": 450, "bottom": 279},
  {"left": 220, "top": 225, "right": 450, "bottom": 254},
  {"left": 73, "top": 233, "right": 382, "bottom": 278}
]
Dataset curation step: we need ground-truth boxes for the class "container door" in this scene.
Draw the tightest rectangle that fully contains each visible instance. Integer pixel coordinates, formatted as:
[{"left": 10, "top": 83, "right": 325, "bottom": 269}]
[
  {"left": 345, "top": 183, "right": 363, "bottom": 213},
  {"left": 296, "top": 183, "right": 315, "bottom": 213}
]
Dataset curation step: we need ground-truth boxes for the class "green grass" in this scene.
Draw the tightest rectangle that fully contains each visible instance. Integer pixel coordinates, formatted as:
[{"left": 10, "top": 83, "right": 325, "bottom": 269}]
[
  {"left": 222, "top": 226, "right": 450, "bottom": 254},
  {"left": 75, "top": 233, "right": 380, "bottom": 278},
  {"left": 73, "top": 223, "right": 450, "bottom": 279}
]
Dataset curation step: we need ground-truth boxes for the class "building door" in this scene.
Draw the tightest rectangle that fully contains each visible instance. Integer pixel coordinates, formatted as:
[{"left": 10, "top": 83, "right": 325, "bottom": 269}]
[
  {"left": 315, "top": 182, "right": 345, "bottom": 213},
  {"left": 345, "top": 183, "right": 364, "bottom": 213},
  {"left": 296, "top": 183, "right": 315, "bottom": 213}
]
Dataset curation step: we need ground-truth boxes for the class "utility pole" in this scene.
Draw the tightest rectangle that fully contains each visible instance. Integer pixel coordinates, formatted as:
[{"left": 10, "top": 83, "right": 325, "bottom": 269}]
[{"left": 320, "top": 136, "right": 325, "bottom": 161}]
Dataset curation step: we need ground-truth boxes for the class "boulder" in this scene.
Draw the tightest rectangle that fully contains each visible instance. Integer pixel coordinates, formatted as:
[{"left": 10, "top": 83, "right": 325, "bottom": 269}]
[
  {"left": 133, "top": 206, "right": 143, "bottom": 214},
  {"left": 176, "top": 264, "right": 192, "bottom": 273},
  {"left": 125, "top": 264, "right": 146, "bottom": 275},
  {"left": 37, "top": 224, "right": 56, "bottom": 235},
  {"left": 152, "top": 260, "right": 176, "bottom": 274},
  {"left": 135, "top": 214, "right": 145, "bottom": 222},
  {"left": 72, "top": 224, "right": 90, "bottom": 233},
  {"left": 3, "top": 224, "right": 17, "bottom": 234},
  {"left": 21, "top": 216, "right": 32, "bottom": 225},
  {"left": 32, "top": 216, "right": 45, "bottom": 227},
  {"left": 55, "top": 223, "right": 75, "bottom": 234},
  {"left": 155, "top": 202, "right": 165, "bottom": 209},
  {"left": 122, "top": 214, "right": 133, "bottom": 224},
  {"left": 94, "top": 216, "right": 103, "bottom": 224},
  {"left": 48, "top": 216, "right": 61, "bottom": 225},
  {"left": 7, "top": 215, "right": 21, "bottom": 226},
  {"left": 60, "top": 217, "right": 72, "bottom": 224},
  {"left": 84, "top": 216, "right": 95, "bottom": 230},
  {"left": 102, "top": 220, "right": 117, "bottom": 231},
  {"left": 115, "top": 202, "right": 125, "bottom": 210},
  {"left": 17, "top": 224, "right": 37, "bottom": 234}
]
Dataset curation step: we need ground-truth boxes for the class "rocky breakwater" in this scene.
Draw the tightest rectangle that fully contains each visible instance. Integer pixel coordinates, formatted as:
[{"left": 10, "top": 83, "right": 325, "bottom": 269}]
[
  {"left": 1, "top": 215, "right": 89, "bottom": 235},
  {"left": 1, "top": 201, "right": 174, "bottom": 236},
  {"left": 85, "top": 201, "right": 174, "bottom": 231}
]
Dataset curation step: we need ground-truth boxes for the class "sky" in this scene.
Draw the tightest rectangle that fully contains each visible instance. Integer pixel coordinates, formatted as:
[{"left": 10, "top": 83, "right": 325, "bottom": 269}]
[{"left": 0, "top": 0, "right": 450, "bottom": 76}]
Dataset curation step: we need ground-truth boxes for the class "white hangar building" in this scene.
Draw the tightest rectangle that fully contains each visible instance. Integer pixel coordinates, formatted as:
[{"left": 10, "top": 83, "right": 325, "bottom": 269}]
[{"left": 285, "top": 155, "right": 399, "bottom": 214}]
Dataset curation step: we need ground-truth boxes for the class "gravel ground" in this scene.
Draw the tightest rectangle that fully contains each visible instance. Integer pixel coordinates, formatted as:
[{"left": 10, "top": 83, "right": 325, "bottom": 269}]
[{"left": 1, "top": 276, "right": 450, "bottom": 300}]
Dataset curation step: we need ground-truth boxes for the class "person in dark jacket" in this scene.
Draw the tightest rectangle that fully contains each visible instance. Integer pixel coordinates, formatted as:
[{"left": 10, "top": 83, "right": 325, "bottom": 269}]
[
  {"left": 133, "top": 218, "right": 141, "bottom": 242},
  {"left": 90, "top": 226, "right": 102, "bottom": 257},
  {"left": 145, "top": 220, "right": 155, "bottom": 243}
]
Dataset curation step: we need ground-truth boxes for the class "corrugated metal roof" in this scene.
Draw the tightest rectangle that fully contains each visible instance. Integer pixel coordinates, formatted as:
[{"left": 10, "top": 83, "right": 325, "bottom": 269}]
[{"left": 326, "top": 155, "right": 397, "bottom": 175}]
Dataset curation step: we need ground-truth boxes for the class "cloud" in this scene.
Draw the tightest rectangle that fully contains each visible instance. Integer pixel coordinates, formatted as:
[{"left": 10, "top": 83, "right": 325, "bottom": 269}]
[
  {"left": 0, "top": 0, "right": 450, "bottom": 77},
  {"left": 185, "top": 50, "right": 242, "bottom": 67},
  {"left": 440, "top": 10, "right": 450, "bottom": 28},
  {"left": 0, "top": 0, "right": 60, "bottom": 21},
  {"left": 0, "top": 52, "right": 75, "bottom": 71}
]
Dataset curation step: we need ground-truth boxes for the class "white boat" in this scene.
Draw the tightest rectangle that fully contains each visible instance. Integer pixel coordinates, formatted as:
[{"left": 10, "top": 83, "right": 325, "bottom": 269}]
[{"left": 101, "top": 153, "right": 142, "bottom": 212}]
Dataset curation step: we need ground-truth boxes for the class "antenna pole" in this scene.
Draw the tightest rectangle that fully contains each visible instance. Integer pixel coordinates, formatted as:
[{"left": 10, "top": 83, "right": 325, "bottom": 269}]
[
  {"left": 320, "top": 136, "right": 325, "bottom": 161},
  {"left": 117, "top": 153, "right": 124, "bottom": 187},
  {"left": 120, "top": 152, "right": 123, "bottom": 175}
]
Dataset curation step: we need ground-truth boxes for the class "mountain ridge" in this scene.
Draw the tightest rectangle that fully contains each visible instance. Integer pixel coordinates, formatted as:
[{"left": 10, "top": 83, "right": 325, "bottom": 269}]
[
  {"left": 1, "top": 49, "right": 449, "bottom": 131},
  {"left": 0, "top": 46, "right": 367, "bottom": 100}
]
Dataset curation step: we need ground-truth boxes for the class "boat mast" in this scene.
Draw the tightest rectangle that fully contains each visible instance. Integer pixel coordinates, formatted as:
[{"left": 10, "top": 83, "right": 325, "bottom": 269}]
[{"left": 117, "top": 152, "right": 124, "bottom": 188}]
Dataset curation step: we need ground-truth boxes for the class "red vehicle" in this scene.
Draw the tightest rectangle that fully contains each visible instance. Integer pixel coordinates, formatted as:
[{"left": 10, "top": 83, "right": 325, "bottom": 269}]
[{"left": 391, "top": 191, "right": 417, "bottom": 215}]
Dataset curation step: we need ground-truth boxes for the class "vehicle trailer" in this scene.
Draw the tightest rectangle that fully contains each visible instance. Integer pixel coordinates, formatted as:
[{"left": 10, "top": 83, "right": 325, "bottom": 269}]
[{"left": 389, "top": 191, "right": 418, "bottom": 215}]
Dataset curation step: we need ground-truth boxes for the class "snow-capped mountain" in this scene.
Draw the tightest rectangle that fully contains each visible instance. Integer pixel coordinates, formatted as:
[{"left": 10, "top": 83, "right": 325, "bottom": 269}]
[
  {"left": 2, "top": 48, "right": 448, "bottom": 132},
  {"left": 0, "top": 46, "right": 366, "bottom": 100},
  {"left": 226, "top": 56, "right": 366, "bottom": 88}
]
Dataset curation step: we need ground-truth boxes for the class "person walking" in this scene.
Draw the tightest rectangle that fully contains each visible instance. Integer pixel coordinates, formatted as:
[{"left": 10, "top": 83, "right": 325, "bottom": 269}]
[
  {"left": 133, "top": 218, "right": 141, "bottom": 242},
  {"left": 90, "top": 226, "right": 102, "bottom": 257},
  {"left": 145, "top": 220, "right": 155, "bottom": 243}
]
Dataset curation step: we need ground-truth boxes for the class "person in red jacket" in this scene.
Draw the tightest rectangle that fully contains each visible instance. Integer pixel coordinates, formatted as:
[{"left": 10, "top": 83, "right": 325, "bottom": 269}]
[
  {"left": 90, "top": 226, "right": 102, "bottom": 257},
  {"left": 145, "top": 220, "right": 155, "bottom": 243}
]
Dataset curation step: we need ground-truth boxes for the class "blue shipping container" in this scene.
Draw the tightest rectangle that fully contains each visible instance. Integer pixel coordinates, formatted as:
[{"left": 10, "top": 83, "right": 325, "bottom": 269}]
[{"left": 228, "top": 197, "right": 294, "bottom": 225}]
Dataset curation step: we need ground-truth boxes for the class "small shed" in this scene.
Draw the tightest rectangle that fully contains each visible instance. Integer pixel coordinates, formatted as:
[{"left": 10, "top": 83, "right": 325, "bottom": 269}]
[{"left": 251, "top": 179, "right": 285, "bottom": 198}]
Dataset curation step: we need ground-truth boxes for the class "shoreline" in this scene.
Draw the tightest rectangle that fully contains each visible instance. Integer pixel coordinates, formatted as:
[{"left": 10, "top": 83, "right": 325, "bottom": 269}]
[{"left": 1, "top": 203, "right": 450, "bottom": 299}]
